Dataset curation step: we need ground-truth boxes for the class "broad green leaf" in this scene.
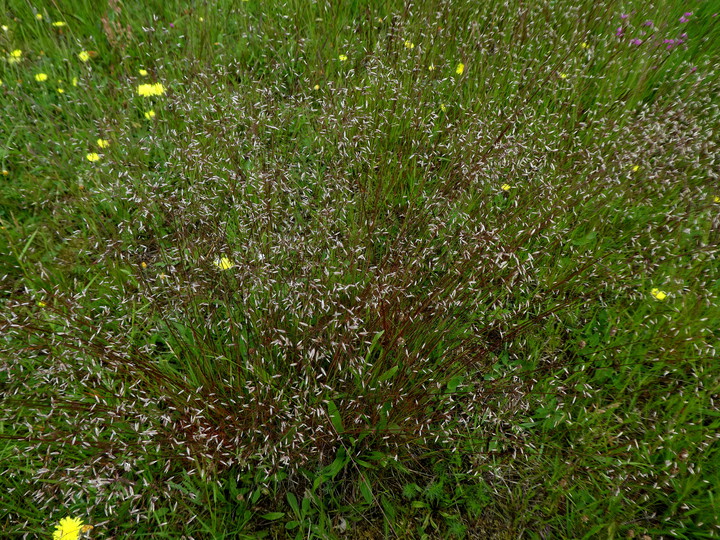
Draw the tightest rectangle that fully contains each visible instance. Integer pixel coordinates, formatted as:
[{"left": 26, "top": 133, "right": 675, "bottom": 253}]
[
  {"left": 377, "top": 365, "right": 399, "bottom": 383},
  {"left": 447, "top": 375, "right": 463, "bottom": 392},
  {"left": 327, "top": 400, "right": 344, "bottom": 434},
  {"left": 359, "top": 474, "right": 373, "bottom": 504},
  {"left": 287, "top": 492, "right": 299, "bottom": 516}
]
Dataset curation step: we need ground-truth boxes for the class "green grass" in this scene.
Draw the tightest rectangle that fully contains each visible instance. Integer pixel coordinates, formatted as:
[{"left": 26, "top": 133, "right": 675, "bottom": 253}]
[{"left": 1, "top": 0, "right": 719, "bottom": 538}]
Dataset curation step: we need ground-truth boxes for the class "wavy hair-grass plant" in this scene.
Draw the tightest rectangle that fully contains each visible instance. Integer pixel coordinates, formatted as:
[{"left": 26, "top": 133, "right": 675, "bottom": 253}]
[{"left": 3, "top": 4, "right": 719, "bottom": 531}]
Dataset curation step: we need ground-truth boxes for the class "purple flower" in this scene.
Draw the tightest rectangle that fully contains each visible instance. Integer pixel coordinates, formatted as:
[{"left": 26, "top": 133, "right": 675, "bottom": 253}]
[
  {"left": 690, "top": 66, "right": 697, "bottom": 73},
  {"left": 616, "top": 26, "right": 625, "bottom": 37},
  {"left": 630, "top": 38, "right": 643, "bottom": 45},
  {"left": 643, "top": 20, "right": 653, "bottom": 26},
  {"left": 679, "top": 13, "right": 691, "bottom": 23},
  {"left": 169, "top": 22, "right": 175, "bottom": 28},
  {"left": 620, "top": 13, "right": 629, "bottom": 19}
]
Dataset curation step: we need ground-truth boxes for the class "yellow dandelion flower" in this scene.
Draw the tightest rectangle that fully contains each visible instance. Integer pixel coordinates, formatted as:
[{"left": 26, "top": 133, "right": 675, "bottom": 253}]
[
  {"left": 141, "top": 262, "right": 147, "bottom": 269},
  {"left": 52, "top": 516, "right": 84, "bottom": 540},
  {"left": 78, "top": 51, "right": 91, "bottom": 62},
  {"left": 455, "top": 62, "right": 465, "bottom": 75},
  {"left": 581, "top": 42, "right": 588, "bottom": 49},
  {"left": 8, "top": 49, "right": 22, "bottom": 64},
  {"left": 35, "top": 73, "right": 48, "bottom": 82},
  {"left": 72, "top": 77, "right": 78, "bottom": 87},
  {"left": 97, "top": 138, "right": 110, "bottom": 149},
  {"left": 559, "top": 72, "right": 568, "bottom": 79},
  {"left": 313, "top": 84, "right": 320, "bottom": 90},
  {"left": 501, "top": 183, "right": 511, "bottom": 191},
  {"left": 404, "top": 40, "right": 414, "bottom": 49},
  {"left": 213, "top": 256, "right": 234, "bottom": 270},
  {"left": 139, "top": 69, "right": 148, "bottom": 76},
  {"left": 338, "top": 54, "right": 348, "bottom": 62},
  {"left": 86, "top": 152, "right": 100, "bottom": 162},
  {"left": 36, "top": 13, "right": 43, "bottom": 20},
  {"left": 650, "top": 288, "right": 667, "bottom": 301},
  {"left": 144, "top": 110, "right": 156, "bottom": 119},
  {"left": 52, "top": 21, "right": 67, "bottom": 27},
  {"left": 632, "top": 165, "right": 640, "bottom": 172},
  {"left": 57, "top": 88, "right": 64, "bottom": 93},
  {"left": 137, "top": 83, "right": 166, "bottom": 96}
]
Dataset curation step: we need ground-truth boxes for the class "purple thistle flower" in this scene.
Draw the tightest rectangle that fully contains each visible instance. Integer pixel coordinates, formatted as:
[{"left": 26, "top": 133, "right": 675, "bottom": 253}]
[{"left": 169, "top": 22, "right": 175, "bottom": 28}]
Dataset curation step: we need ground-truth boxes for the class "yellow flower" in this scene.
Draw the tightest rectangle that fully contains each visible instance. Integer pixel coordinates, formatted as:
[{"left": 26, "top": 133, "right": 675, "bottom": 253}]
[
  {"left": 78, "top": 51, "right": 91, "bottom": 62},
  {"left": 501, "top": 183, "right": 511, "bottom": 191},
  {"left": 144, "top": 110, "right": 156, "bottom": 119},
  {"left": 213, "top": 256, "right": 234, "bottom": 270},
  {"left": 1, "top": 170, "right": 8, "bottom": 176},
  {"left": 52, "top": 516, "right": 84, "bottom": 540},
  {"left": 57, "top": 88, "right": 64, "bottom": 93},
  {"left": 141, "top": 262, "right": 147, "bottom": 269},
  {"left": 199, "top": 17, "right": 204, "bottom": 22},
  {"left": 0, "top": 79, "right": 3, "bottom": 86},
  {"left": 37, "top": 301, "right": 46, "bottom": 308},
  {"left": 52, "top": 21, "right": 67, "bottom": 27},
  {"left": 455, "top": 62, "right": 465, "bottom": 75},
  {"left": 36, "top": 13, "right": 43, "bottom": 20},
  {"left": 72, "top": 77, "right": 78, "bottom": 86},
  {"left": 86, "top": 152, "right": 100, "bottom": 162},
  {"left": 440, "top": 104, "right": 447, "bottom": 112},
  {"left": 581, "top": 42, "right": 588, "bottom": 49},
  {"left": 313, "top": 84, "right": 320, "bottom": 90},
  {"left": 428, "top": 63, "right": 435, "bottom": 71},
  {"left": 559, "top": 73, "right": 568, "bottom": 79},
  {"left": 97, "top": 138, "right": 110, "bottom": 149},
  {"left": 338, "top": 54, "right": 348, "bottom": 61},
  {"left": 650, "top": 288, "right": 667, "bottom": 301},
  {"left": 137, "top": 83, "right": 166, "bottom": 96},
  {"left": 35, "top": 73, "right": 48, "bottom": 82},
  {"left": 139, "top": 69, "right": 148, "bottom": 76},
  {"left": 404, "top": 40, "right": 414, "bottom": 49},
  {"left": 1, "top": 25, "right": 8, "bottom": 31},
  {"left": 713, "top": 196, "right": 720, "bottom": 203},
  {"left": 8, "top": 49, "right": 22, "bottom": 64},
  {"left": 632, "top": 165, "right": 640, "bottom": 172}
]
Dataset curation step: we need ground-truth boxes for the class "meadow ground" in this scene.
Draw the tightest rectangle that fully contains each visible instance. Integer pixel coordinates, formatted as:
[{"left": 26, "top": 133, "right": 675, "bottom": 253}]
[{"left": 1, "top": 0, "right": 719, "bottom": 538}]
